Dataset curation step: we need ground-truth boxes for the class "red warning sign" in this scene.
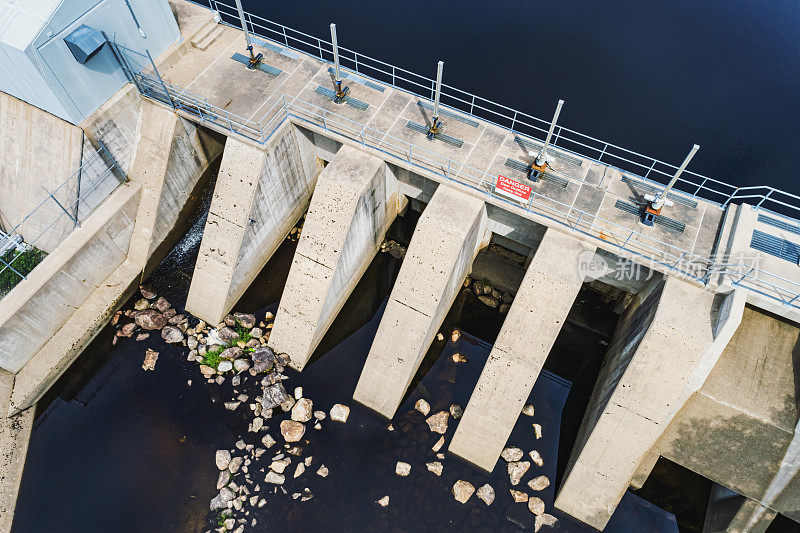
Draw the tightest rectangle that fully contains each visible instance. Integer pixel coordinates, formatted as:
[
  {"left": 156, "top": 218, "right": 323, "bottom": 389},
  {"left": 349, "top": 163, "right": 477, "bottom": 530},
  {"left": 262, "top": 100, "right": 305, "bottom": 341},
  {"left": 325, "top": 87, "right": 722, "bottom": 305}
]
[{"left": 495, "top": 175, "right": 531, "bottom": 201}]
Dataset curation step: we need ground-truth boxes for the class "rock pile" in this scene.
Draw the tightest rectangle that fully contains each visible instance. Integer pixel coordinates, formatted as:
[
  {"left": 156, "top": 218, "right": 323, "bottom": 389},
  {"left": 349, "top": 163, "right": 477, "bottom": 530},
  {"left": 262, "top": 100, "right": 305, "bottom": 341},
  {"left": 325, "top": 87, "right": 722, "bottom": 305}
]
[{"left": 464, "top": 276, "right": 515, "bottom": 314}]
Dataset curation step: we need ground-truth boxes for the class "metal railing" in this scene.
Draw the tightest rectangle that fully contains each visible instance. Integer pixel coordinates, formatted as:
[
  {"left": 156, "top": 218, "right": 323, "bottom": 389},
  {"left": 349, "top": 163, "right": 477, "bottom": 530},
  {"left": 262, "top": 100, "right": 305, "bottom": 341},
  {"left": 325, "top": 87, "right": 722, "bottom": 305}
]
[
  {"left": 0, "top": 142, "right": 126, "bottom": 299},
  {"left": 185, "top": 0, "right": 800, "bottom": 221},
  {"left": 110, "top": 33, "right": 800, "bottom": 312}
]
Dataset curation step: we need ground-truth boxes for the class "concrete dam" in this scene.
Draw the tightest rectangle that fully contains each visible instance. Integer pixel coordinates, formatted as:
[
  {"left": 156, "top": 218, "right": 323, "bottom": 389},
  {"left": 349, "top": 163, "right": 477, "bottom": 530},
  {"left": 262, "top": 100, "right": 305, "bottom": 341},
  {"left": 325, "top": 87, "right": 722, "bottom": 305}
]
[{"left": 1, "top": 0, "right": 799, "bottom": 531}]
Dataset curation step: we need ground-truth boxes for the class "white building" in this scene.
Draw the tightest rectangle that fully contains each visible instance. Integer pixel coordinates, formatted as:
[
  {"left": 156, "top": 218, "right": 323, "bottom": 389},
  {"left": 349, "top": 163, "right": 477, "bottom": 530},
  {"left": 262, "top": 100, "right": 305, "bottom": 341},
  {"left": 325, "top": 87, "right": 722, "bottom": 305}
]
[{"left": 0, "top": 0, "right": 179, "bottom": 124}]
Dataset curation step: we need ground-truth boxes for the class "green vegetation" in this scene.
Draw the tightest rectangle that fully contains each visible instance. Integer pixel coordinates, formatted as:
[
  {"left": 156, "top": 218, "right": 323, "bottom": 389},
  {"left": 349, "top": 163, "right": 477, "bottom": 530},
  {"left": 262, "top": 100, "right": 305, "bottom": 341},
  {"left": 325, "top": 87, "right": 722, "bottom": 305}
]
[
  {"left": 0, "top": 247, "right": 46, "bottom": 294},
  {"left": 201, "top": 347, "right": 223, "bottom": 368}
]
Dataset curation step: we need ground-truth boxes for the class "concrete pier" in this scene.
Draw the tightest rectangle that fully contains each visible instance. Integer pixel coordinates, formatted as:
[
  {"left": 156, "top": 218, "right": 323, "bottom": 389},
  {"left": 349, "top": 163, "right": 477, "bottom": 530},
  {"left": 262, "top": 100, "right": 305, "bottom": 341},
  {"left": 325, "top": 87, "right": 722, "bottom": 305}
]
[
  {"left": 555, "top": 278, "right": 744, "bottom": 529},
  {"left": 186, "top": 125, "right": 320, "bottom": 325},
  {"left": 353, "top": 185, "right": 488, "bottom": 418},
  {"left": 448, "top": 229, "right": 590, "bottom": 471},
  {"left": 269, "top": 146, "right": 402, "bottom": 370}
]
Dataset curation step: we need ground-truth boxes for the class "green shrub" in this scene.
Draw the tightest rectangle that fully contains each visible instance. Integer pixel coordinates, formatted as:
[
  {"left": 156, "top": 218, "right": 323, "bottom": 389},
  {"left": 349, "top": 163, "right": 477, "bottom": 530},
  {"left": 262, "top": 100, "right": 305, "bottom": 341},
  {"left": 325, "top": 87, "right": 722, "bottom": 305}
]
[{"left": 0, "top": 247, "right": 46, "bottom": 294}]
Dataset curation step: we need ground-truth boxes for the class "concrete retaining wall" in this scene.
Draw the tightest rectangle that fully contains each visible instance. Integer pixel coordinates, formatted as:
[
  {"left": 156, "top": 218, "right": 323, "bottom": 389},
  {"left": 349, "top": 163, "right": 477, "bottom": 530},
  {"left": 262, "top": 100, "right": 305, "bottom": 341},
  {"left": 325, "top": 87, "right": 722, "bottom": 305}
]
[
  {"left": 0, "top": 184, "right": 141, "bottom": 374},
  {"left": 270, "top": 145, "right": 401, "bottom": 370},
  {"left": 353, "top": 185, "right": 489, "bottom": 418}
]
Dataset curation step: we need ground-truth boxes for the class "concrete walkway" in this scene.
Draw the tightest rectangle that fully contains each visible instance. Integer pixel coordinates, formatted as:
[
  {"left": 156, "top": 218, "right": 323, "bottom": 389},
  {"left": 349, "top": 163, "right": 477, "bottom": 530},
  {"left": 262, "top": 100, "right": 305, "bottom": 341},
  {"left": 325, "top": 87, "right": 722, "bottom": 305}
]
[
  {"left": 449, "top": 229, "right": 590, "bottom": 471},
  {"left": 0, "top": 370, "right": 34, "bottom": 533},
  {"left": 270, "top": 146, "right": 402, "bottom": 370},
  {"left": 353, "top": 185, "right": 488, "bottom": 417}
]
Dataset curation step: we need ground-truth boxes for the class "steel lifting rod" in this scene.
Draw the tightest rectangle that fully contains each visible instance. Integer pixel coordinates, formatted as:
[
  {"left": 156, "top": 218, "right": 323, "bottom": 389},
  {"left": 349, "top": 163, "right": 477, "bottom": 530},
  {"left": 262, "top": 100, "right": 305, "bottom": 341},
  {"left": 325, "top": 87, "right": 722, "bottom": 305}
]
[
  {"left": 234, "top": 0, "right": 262, "bottom": 69},
  {"left": 330, "top": 23, "right": 349, "bottom": 103},
  {"left": 536, "top": 99, "right": 564, "bottom": 168},
  {"left": 647, "top": 144, "right": 700, "bottom": 210},
  {"left": 427, "top": 61, "right": 444, "bottom": 140}
]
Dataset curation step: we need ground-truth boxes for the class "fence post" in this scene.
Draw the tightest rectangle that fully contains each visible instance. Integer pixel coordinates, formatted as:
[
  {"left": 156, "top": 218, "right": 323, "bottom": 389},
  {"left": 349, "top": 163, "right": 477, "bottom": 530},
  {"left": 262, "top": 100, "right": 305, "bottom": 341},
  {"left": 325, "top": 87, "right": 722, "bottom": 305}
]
[{"left": 146, "top": 48, "right": 176, "bottom": 111}]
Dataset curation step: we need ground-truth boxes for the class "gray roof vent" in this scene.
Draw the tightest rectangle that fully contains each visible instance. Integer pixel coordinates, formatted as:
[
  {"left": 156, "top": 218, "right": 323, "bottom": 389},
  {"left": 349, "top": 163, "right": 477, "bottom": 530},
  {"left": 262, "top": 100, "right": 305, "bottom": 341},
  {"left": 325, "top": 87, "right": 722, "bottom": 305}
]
[{"left": 64, "top": 25, "right": 107, "bottom": 64}]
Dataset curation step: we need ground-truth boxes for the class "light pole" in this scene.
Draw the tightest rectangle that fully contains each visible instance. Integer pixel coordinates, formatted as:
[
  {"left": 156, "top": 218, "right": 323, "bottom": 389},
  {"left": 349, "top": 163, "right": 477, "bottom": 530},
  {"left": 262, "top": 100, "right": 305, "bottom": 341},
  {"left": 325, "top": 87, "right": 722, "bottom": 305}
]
[
  {"left": 535, "top": 99, "right": 564, "bottom": 168},
  {"left": 330, "top": 23, "right": 349, "bottom": 103},
  {"left": 645, "top": 144, "right": 700, "bottom": 210}
]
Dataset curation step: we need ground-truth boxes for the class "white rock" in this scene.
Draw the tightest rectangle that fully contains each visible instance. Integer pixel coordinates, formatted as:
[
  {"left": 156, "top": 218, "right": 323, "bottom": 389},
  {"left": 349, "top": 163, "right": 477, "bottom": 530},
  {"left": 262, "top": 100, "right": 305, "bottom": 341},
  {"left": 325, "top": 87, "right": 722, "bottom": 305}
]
[
  {"left": 216, "top": 470, "right": 230, "bottom": 490},
  {"left": 527, "top": 475, "right": 550, "bottom": 491},
  {"left": 270, "top": 458, "right": 290, "bottom": 473},
  {"left": 508, "top": 461, "right": 530, "bottom": 485},
  {"left": 228, "top": 457, "right": 243, "bottom": 474},
  {"left": 535, "top": 513, "right": 558, "bottom": 532},
  {"left": 304, "top": 456, "right": 313, "bottom": 467},
  {"left": 216, "top": 450, "right": 232, "bottom": 470},
  {"left": 251, "top": 417, "right": 264, "bottom": 433},
  {"left": 233, "top": 359, "right": 250, "bottom": 373},
  {"left": 280, "top": 420, "right": 305, "bottom": 442},
  {"left": 395, "top": 461, "right": 411, "bottom": 476},
  {"left": 262, "top": 434, "right": 276, "bottom": 448},
  {"left": 476, "top": 484, "right": 495, "bottom": 506},
  {"left": 529, "top": 450, "right": 543, "bottom": 467},
  {"left": 294, "top": 463, "right": 305, "bottom": 478},
  {"left": 376, "top": 495, "right": 389, "bottom": 507},
  {"left": 294, "top": 387, "right": 303, "bottom": 399},
  {"left": 528, "top": 496, "right": 545, "bottom": 516},
  {"left": 451, "top": 329, "right": 461, "bottom": 342},
  {"left": 426, "top": 411, "right": 449, "bottom": 434},
  {"left": 452, "top": 480, "right": 475, "bottom": 504},
  {"left": 415, "top": 398, "right": 431, "bottom": 415},
  {"left": 501, "top": 447, "right": 524, "bottom": 462},
  {"left": 330, "top": 404, "right": 350, "bottom": 422},
  {"left": 291, "top": 398, "right": 313, "bottom": 423},
  {"left": 316, "top": 465, "right": 329, "bottom": 477},
  {"left": 313, "top": 410, "right": 326, "bottom": 421},
  {"left": 533, "top": 423, "right": 542, "bottom": 439},
  {"left": 235, "top": 440, "right": 246, "bottom": 450},
  {"left": 522, "top": 404, "right": 535, "bottom": 416},
  {"left": 218, "top": 360, "right": 233, "bottom": 372},
  {"left": 426, "top": 461, "right": 443, "bottom": 476},
  {"left": 432, "top": 436, "right": 445, "bottom": 452},
  {"left": 510, "top": 489, "right": 528, "bottom": 502},
  {"left": 225, "top": 401, "right": 241, "bottom": 411},
  {"left": 436, "top": 333, "right": 444, "bottom": 341},
  {"left": 265, "top": 471, "right": 285, "bottom": 484}
]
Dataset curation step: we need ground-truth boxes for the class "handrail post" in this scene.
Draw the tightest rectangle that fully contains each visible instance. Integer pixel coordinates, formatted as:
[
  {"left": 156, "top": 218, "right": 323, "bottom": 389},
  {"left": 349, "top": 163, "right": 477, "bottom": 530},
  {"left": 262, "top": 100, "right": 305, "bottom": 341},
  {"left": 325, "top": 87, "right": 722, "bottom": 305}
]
[
  {"left": 145, "top": 48, "right": 175, "bottom": 111},
  {"left": 646, "top": 144, "right": 700, "bottom": 210}
]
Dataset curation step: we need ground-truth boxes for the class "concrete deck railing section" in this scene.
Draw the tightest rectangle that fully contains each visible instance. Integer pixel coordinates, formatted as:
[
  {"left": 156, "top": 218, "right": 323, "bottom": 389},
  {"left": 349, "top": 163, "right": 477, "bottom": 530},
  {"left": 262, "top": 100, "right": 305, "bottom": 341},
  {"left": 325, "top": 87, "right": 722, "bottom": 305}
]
[
  {"left": 188, "top": 0, "right": 799, "bottom": 216},
  {"left": 0, "top": 140, "right": 125, "bottom": 299}
]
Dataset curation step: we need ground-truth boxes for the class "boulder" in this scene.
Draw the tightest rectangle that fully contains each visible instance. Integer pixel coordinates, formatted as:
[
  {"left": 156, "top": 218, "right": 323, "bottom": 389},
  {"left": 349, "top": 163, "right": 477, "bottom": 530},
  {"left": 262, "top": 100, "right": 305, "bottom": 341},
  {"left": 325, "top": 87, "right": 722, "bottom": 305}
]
[
  {"left": 218, "top": 326, "right": 239, "bottom": 343},
  {"left": 233, "top": 359, "right": 250, "bottom": 373},
  {"left": 478, "top": 295, "right": 500, "bottom": 308},
  {"left": 533, "top": 423, "right": 542, "bottom": 439},
  {"left": 376, "top": 496, "right": 389, "bottom": 507},
  {"left": 280, "top": 420, "right": 305, "bottom": 442},
  {"left": 167, "top": 314, "right": 186, "bottom": 325},
  {"left": 134, "top": 299, "right": 150, "bottom": 311},
  {"left": 528, "top": 496, "right": 545, "bottom": 516},
  {"left": 251, "top": 346, "right": 276, "bottom": 373},
  {"left": 316, "top": 465, "right": 329, "bottom": 478},
  {"left": 501, "top": 447, "right": 524, "bottom": 462},
  {"left": 432, "top": 436, "right": 445, "bottom": 452},
  {"left": 135, "top": 309, "right": 167, "bottom": 330},
  {"left": 291, "top": 398, "right": 313, "bottom": 423},
  {"left": 452, "top": 353, "right": 468, "bottom": 363},
  {"left": 152, "top": 296, "right": 171, "bottom": 313},
  {"left": 210, "top": 487, "right": 234, "bottom": 511},
  {"left": 261, "top": 434, "right": 276, "bottom": 449},
  {"left": 425, "top": 461, "right": 443, "bottom": 476},
  {"left": 534, "top": 514, "right": 558, "bottom": 532},
  {"left": 330, "top": 404, "right": 350, "bottom": 423},
  {"left": 426, "top": 411, "right": 449, "bottom": 434},
  {"left": 395, "top": 462, "right": 411, "bottom": 476},
  {"left": 234, "top": 312, "right": 256, "bottom": 329},
  {"left": 510, "top": 489, "right": 528, "bottom": 503},
  {"left": 529, "top": 450, "right": 543, "bottom": 467},
  {"left": 228, "top": 457, "right": 243, "bottom": 474},
  {"left": 508, "top": 461, "right": 530, "bottom": 485},
  {"left": 522, "top": 404, "right": 535, "bottom": 416},
  {"left": 217, "top": 360, "right": 233, "bottom": 373},
  {"left": 414, "top": 398, "right": 430, "bottom": 416},
  {"left": 261, "top": 383, "right": 290, "bottom": 410},
  {"left": 527, "top": 475, "right": 550, "bottom": 491},
  {"left": 216, "top": 470, "right": 230, "bottom": 490},
  {"left": 139, "top": 286, "right": 157, "bottom": 299},
  {"left": 452, "top": 480, "right": 475, "bottom": 504},
  {"left": 449, "top": 403, "right": 463, "bottom": 419},
  {"left": 199, "top": 365, "right": 215, "bottom": 377},
  {"left": 476, "top": 484, "right": 495, "bottom": 506},
  {"left": 220, "top": 346, "right": 243, "bottom": 360},
  {"left": 265, "top": 471, "right": 285, "bottom": 484},
  {"left": 161, "top": 326, "right": 184, "bottom": 344},
  {"left": 142, "top": 349, "right": 158, "bottom": 371},
  {"left": 215, "top": 450, "right": 231, "bottom": 470},
  {"left": 119, "top": 322, "right": 137, "bottom": 337}
]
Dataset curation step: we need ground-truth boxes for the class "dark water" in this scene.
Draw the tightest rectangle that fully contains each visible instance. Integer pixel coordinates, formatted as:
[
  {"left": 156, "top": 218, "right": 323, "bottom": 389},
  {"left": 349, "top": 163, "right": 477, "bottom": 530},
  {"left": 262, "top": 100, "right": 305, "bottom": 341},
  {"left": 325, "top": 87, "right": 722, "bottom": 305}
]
[
  {"left": 15, "top": 187, "right": 698, "bottom": 533},
  {"left": 244, "top": 0, "right": 800, "bottom": 193}
]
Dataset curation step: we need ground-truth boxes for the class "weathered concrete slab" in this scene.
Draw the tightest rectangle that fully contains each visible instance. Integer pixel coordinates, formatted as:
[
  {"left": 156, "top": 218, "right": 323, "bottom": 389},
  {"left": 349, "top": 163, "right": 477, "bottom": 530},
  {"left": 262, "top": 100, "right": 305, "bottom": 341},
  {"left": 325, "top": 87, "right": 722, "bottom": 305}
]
[
  {"left": 186, "top": 124, "right": 320, "bottom": 324},
  {"left": 555, "top": 278, "right": 745, "bottom": 530},
  {"left": 353, "top": 185, "right": 488, "bottom": 418},
  {"left": 270, "top": 146, "right": 401, "bottom": 370},
  {"left": 449, "top": 229, "right": 590, "bottom": 471}
]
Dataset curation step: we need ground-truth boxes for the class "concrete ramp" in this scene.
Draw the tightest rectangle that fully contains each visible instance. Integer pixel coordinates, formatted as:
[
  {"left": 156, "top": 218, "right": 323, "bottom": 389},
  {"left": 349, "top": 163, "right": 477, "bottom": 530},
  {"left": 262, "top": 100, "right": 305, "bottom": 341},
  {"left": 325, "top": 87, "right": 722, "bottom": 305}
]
[
  {"left": 555, "top": 278, "right": 745, "bottom": 530},
  {"left": 270, "top": 146, "right": 401, "bottom": 371},
  {"left": 186, "top": 125, "right": 319, "bottom": 324},
  {"left": 353, "top": 185, "right": 488, "bottom": 418},
  {"left": 448, "top": 230, "right": 589, "bottom": 471}
]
